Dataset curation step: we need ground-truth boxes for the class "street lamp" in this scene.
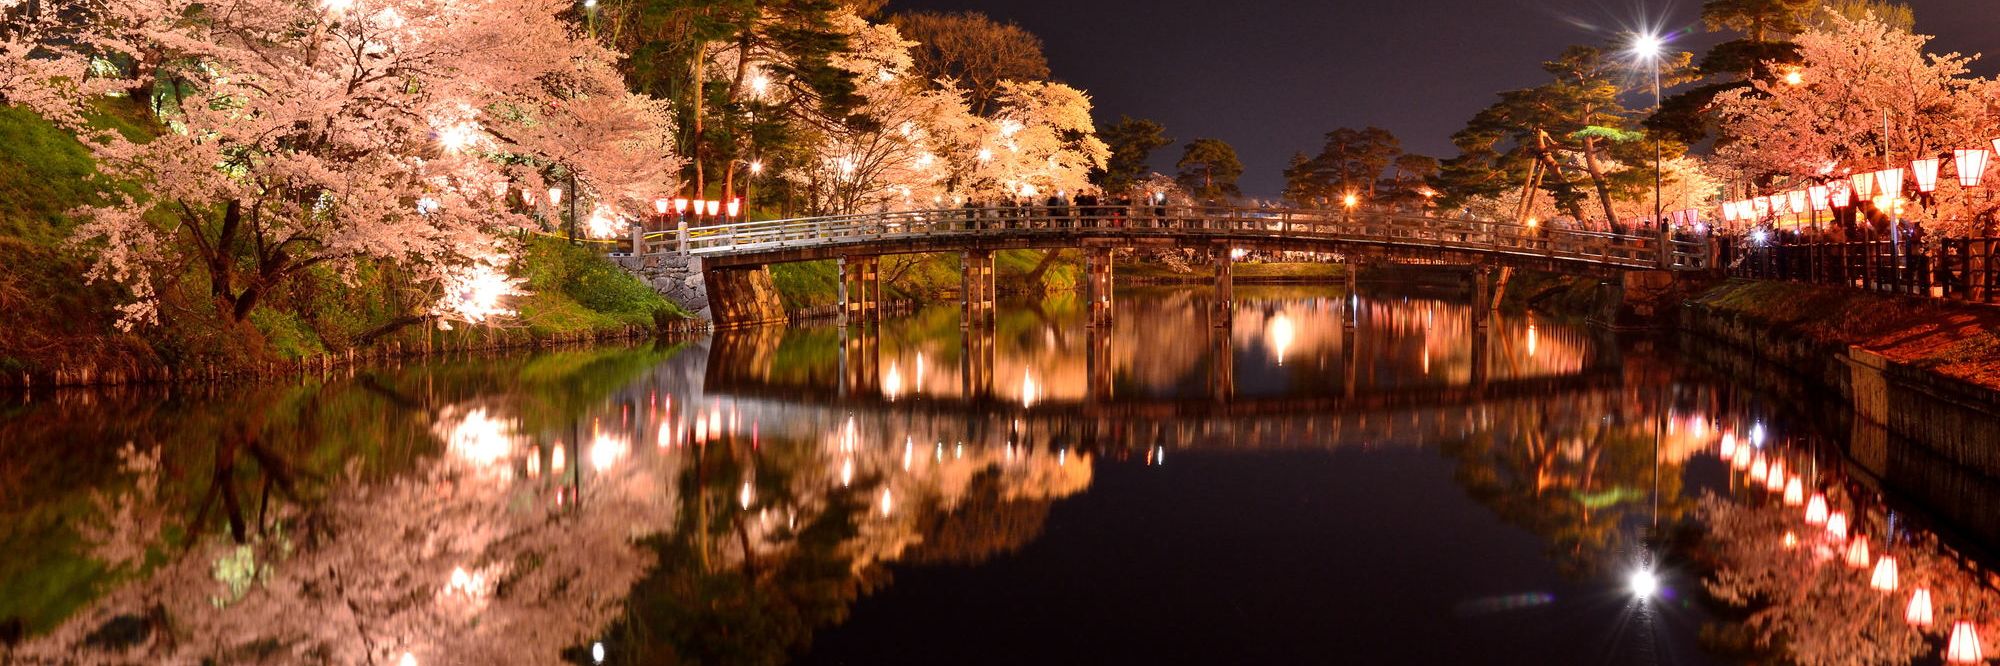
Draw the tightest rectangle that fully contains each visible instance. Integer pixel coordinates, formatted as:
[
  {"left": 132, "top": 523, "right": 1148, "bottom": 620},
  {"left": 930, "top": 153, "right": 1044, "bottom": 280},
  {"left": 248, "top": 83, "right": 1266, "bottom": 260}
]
[{"left": 1631, "top": 31, "right": 1668, "bottom": 265}]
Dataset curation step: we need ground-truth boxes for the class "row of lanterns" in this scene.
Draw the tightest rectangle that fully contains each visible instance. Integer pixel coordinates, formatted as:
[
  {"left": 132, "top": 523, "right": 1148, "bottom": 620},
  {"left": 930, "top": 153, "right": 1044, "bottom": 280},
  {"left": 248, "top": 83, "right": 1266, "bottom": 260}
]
[
  {"left": 652, "top": 197, "right": 742, "bottom": 221},
  {"left": 1718, "top": 429, "right": 1985, "bottom": 663},
  {"left": 1721, "top": 141, "right": 2000, "bottom": 226}
]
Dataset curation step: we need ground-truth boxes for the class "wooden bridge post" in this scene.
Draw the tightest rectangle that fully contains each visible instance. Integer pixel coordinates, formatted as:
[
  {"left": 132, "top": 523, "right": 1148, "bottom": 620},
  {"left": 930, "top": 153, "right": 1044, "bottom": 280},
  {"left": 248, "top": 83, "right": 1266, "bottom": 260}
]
[
  {"left": 960, "top": 249, "right": 995, "bottom": 327},
  {"left": 1085, "top": 246, "right": 1115, "bottom": 328},
  {"left": 960, "top": 313, "right": 996, "bottom": 401},
  {"left": 838, "top": 325, "right": 880, "bottom": 399},
  {"left": 1087, "top": 319, "right": 1114, "bottom": 404},
  {"left": 1210, "top": 323, "right": 1235, "bottom": 402},
  {"left": 838, "top": 255, "right": 882, "bottom": 327},
  {"left": 1212, "top": 243, "right": 1234, "bottom": 327},
  {"left": 1470, "top": 266, "right": 1492, "bottom": 329}
]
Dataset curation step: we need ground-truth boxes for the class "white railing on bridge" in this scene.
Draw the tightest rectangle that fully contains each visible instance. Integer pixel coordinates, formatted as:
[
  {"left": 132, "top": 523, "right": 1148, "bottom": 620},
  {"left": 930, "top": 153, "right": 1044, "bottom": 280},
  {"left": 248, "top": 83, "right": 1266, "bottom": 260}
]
[{"left": 632, "top": 205, "right": 1712, "bottom": 271}]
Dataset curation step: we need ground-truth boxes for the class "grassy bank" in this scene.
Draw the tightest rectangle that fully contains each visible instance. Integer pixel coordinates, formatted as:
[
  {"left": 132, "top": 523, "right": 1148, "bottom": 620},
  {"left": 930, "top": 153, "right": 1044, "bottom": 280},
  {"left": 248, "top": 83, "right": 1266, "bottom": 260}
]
[
  {"left": 0, "top": 104, "right": 684, "bottom": 384},
  {"left": 1692, "top": 280, "right": 2000, "bottom": 392}
]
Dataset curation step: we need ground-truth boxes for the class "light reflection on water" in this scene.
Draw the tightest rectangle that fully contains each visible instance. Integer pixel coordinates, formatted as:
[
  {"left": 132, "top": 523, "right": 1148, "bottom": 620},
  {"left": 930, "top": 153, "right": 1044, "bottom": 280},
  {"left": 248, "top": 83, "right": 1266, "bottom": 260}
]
[{"left": 0, "top": 285, "right": 1991, "bottom": 664}]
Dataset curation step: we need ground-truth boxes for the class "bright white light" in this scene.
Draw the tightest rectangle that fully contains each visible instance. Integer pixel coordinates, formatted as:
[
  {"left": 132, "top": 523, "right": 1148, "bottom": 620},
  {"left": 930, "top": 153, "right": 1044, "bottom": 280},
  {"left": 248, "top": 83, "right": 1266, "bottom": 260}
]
[
  {"left": 399, "top": 652, "right": 417, "bottom": 666},
  {"left": 1750, "top": 229, "right": 1770, "bottom": 245},
  {"left": 1631, "top": 32, "right": 1665, "bottom": 60},
  {"left": 591, "top": 641, "right": 605, "bottom": 664},
  {"left": 589, "top": 433, "right": 628, "bottom": 472},
  {"left": 1629, "top": 569, "right": 1659, "bottom": 599}
]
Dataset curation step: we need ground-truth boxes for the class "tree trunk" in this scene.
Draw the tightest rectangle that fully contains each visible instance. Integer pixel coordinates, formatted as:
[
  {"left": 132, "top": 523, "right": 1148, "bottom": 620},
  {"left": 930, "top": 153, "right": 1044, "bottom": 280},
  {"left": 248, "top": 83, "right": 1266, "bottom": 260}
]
[{"left": 1579, "top": 137, "right": 1619, "bottom": 226}]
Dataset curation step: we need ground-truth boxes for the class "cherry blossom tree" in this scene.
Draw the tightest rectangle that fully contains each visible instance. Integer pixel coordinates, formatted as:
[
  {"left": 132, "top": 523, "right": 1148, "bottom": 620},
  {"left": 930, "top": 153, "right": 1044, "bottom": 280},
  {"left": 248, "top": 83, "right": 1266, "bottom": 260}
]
[
  {"left": 1710, "top": 13, "right": 1999, "bottom": 235},
  {"left": 0, "top": 0, "right": 679, "bottom": 329}
]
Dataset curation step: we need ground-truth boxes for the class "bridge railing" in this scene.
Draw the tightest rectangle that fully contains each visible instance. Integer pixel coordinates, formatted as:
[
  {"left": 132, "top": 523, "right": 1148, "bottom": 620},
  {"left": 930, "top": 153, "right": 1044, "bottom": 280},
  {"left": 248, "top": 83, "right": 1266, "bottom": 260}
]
[
  {"left": 642, "top": 205, "right": 1711, "bottom": 271},
  {"left": 1723, "top": 236, "right": 2000, "bottom": 301}
]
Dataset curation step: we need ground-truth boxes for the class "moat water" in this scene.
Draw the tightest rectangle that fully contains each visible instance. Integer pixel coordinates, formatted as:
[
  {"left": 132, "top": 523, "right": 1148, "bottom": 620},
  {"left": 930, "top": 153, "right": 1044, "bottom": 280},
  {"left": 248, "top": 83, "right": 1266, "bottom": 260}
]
[{"left": 3, "top": 285, "right": 1994, "bottom": 665}]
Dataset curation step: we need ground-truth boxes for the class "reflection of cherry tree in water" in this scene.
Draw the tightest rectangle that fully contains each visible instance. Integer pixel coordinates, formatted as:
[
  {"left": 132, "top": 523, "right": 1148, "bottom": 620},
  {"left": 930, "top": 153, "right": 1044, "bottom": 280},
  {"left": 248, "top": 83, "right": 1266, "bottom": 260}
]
[
  {"left": 1442, "top": 392, "right": 1690, "bottom": 577},
  {"left": 1699, "top": 492, "right": 2000, "bottom": 665}
]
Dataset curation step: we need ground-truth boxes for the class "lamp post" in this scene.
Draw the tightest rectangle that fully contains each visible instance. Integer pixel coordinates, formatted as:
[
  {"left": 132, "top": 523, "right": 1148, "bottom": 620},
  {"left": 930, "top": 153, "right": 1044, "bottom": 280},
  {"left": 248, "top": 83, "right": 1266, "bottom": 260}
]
[{"left": 1632, "top": 31, "right": 1668, "bottom": 268}]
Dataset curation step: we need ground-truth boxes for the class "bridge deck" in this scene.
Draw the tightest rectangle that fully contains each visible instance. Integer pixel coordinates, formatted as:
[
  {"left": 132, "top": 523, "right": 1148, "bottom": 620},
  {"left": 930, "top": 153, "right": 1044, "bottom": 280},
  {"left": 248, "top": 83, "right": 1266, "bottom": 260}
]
[{"left": 643, "top": 206, "right": 1712, "bottom": 275}]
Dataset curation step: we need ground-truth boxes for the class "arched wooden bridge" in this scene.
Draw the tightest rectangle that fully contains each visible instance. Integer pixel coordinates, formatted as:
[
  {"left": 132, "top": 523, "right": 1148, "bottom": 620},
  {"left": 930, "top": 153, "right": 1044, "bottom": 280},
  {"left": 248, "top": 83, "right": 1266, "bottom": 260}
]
[{"left": 627, "top": 205, "right": 1715, "bottom": 327}]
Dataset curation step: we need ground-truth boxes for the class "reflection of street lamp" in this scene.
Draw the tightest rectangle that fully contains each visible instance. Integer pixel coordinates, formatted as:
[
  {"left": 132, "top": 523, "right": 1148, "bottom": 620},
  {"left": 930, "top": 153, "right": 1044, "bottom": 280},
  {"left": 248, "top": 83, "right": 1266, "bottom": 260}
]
[{"left": 1629, "top": 568, "right": 1658, "bottom": 600}]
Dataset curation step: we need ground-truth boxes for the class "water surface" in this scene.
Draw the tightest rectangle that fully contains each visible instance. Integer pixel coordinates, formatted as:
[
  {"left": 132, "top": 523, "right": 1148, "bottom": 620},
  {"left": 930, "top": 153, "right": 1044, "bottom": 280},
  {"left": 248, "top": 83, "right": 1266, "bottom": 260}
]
[{"left": 2, "top": 285, "right": 1992, "bottom": 665}]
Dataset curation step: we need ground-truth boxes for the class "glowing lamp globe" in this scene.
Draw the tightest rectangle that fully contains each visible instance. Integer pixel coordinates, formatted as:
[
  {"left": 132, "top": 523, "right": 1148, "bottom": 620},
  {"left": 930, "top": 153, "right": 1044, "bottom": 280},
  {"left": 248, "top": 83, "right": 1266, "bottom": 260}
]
[
  {"left": 1826, "top": 510, "right": 1849, "bottom": 540},
  {"left": 726, "top": 198, "right": 741, "bottom": 218},
  {"left": 1845, "top": 538, "right": 1870, "bottom": 568},
  {"left": 707, "top": 200, "right": 722, "bottom": 216},
  {"left": 1948, "top": 621, "right": 1984, "bottom": 664},
  {"left": 1908, "top": 588, "right": 1935, "bottom": 628},
  {"left": 1783, "top": 476, "right": 1804, "bottom": 506},
  {"left": 1871, "top": 555, "right": 1899, "bottom": 591},
  {"left": 673, "top": 198, "right": 690, "bottom": 214},
  {"left": 654, "top": 198, "right": 669, "bottom": 215},
  {"left": 1913, "top": 158, "right": 1943, "bottom": 193},
  {"left": 1806, "top": 494, "right": 1828, "bottom": 525},
  {"left": 1958, "top": 149, "right": 1992, "bottom": 187}
]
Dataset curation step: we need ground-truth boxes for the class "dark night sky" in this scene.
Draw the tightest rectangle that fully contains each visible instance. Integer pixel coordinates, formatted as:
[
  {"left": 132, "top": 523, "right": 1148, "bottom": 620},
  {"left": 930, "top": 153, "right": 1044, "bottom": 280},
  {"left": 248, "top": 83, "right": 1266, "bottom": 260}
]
[{"left": 886, "top": 0, "right": 2000, "bottom": 197}]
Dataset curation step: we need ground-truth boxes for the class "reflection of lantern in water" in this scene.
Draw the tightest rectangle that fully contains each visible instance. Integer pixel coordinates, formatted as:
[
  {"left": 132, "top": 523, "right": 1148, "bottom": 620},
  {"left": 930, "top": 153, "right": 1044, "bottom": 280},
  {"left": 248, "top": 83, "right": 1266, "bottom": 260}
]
[
  {"left": 740, "top": 481, "right": 754, "bottom": 509},
  {"left": 1948, "top": 621, "right": 1984, "bottom": 663},
  {"left": 1907, "top": 588, "right": 1935, "bottom": 627},
  {"left": 1526, "top": 323, "right": 1538, "bottom": 357},
  {"left": 884, "top": 362, "right": 903, "bottom": 400},
  {"left": 1021, "top": 371, "right": 1039, "bottom": 407},
  {"left": 1871, "top": 556, "right": 1899, "bottom": 591},
  {"left": 589, "top": 433, "right": 627, "bottom": 472},
  {"left": 1806, "top": 494, "right": 1829, "bottom": 525},
  {"left": 400, "top": 652, "right": 418, "bottom": 666},
  {"left": 903, "top": 438, "right": 913, "bottom": 471},
  {"left": 1267, "top": 313, "right": 1296, "bottom": 365},
  {"left": 1733, "top": 446, "right": 1753, "bottom": 471},
  {"left": 1845, "top": 538, "right": 1870, "bottom": 568},
  {"left": 1765, "top": 460, "right": 1786, "bottom": 492},
  {"left": 1783, "top": 476, "right": 1804, "bottom": 505},
  {"left": 1749, "top": 455, "right": 1769, "bottom": 484},
  {"left": 527, "top": 454, "right": 541, "bottom": 478},
  {"left": 551, "top": 445, "right": 566, "bottom": 472},
  {"left": 840, "top": 458, "right": 854, "bottom": 487},
  {"left": 1826, "top": 511, "right": 1849, "bottom": 540},
  {"left": 880, "top": 488, "right": 894, "bottom": 516},
  {"left": 1720, "top": 432, "right": 1737, "bottom": 461},
  {"left": 1783, "top": 531, "right": 1798, "bottom": 549}
]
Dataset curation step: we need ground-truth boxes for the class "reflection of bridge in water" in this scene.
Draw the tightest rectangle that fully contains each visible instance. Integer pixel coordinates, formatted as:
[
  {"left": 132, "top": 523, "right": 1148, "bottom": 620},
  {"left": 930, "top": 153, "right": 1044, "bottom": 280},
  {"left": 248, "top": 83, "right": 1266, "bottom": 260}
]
[{"left": 689, "top": 308, "right": 1669, "bottom": 454}]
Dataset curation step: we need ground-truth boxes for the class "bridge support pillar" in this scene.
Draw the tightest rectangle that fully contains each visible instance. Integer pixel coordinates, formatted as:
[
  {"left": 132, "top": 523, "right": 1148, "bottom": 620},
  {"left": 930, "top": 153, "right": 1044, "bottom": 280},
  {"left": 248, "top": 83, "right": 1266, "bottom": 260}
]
[
  {"left": 1210, "top": 324, "right": 1235, "bottom": 402},
  {"left": 961, "top": 250, "right": 996, "bottom": 327},
  {"left": 1087, "top": 320, "right": 1114, "bottom": 403},
  {"left": 839, "top": 255, "right": 882, "bottom": 327},
  {"left": 1470, "top": 318, "right": 1490, "bottom": 390},
  {"left": 1470, "top": 266, "right": 1493, "bottom": 329},
  {"left": 1085, "top": 246, "right": 1115, "bottom": 328},
  {"left": 1212, "top": 244, "right": 1234, "bottom": 327},
  {"left": 960, "top": 313, "right": 995, "bottom": 401},
  {"left": 703, "top": 266, "right": 787, "bottom": 329},
  {"left": 839, "top": 325, "right": 880, "bottom": 399}
]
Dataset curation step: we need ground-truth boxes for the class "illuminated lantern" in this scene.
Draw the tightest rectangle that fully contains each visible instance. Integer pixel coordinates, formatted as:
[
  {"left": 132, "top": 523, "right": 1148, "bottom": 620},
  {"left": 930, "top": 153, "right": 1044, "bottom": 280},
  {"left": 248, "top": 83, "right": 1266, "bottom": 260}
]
[
  {"left": 1809, "top": 185, "right": 1831, "bottom": 211},
  {"left": 1958, "top": 149, "right": 1992, "bottom": 187},
  {"left": 1753, "top": 197, "right": 1771, "bottom": 218},
  {"left": 1723, "top": 202, "right": 1741, "bottom": 223},
  {"left": 1766, "top": 460, "right": 1787, "bottom": 492},
  {"left": 1830, "top": 181, "right": 1853, "bottom": 208},
  {"left": 1805, "top": 494, "right": 1829, "bottom": 525},
  {"left": 1913, "top": 157, "right": 1943, "bottom": 193},
  {"left": 1827, "top": 510, "right": 1849, "bottom": 539},
  {"left": 726, "top": 198, "right": 742, "bottom": 219},
  {"left": 1846, "top": 538, "right": 1870, "bottom": 568},
  {"left": 547, "top": 187, "right": 564, "bottom": 208},
  {"left": 654, "top": 198, "right": 669, "bottom": 215},
  {"left": 1877, "top": 167, "right": 1905, "bottom": 195},
  {"left": 1871, "top": 555, "right": 1899, "bottom": 591},
  {"left": 1784, "top": 476, "right": 1804, "bottom": 505},
  {"left": 1851, "top": 171, "right": 1877, "bottom": 199},
  {"left": 1720, "top": 432, "right": 1737, "bottom": 461},
  {"left": 1948, "top": 621, "right": 1984, "bottom": 664},
  {"left": 1733, "top": 446, "right": 1753, "bottom": 470},
  {"left": 1908, "top": 588, "right": 1935, "bottom": 627},
  {"left": 673, "top": 197, "right": 690, "bottom": 215},
  {"left": 1788, "top": 190, "right": 1809, "bottom": 215},
  {"left": 707, "top": 200, "right": 722, "bottom": 216},
  {"left": 1749, "top": 455, "right": 1769, "bottom": 483}
]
